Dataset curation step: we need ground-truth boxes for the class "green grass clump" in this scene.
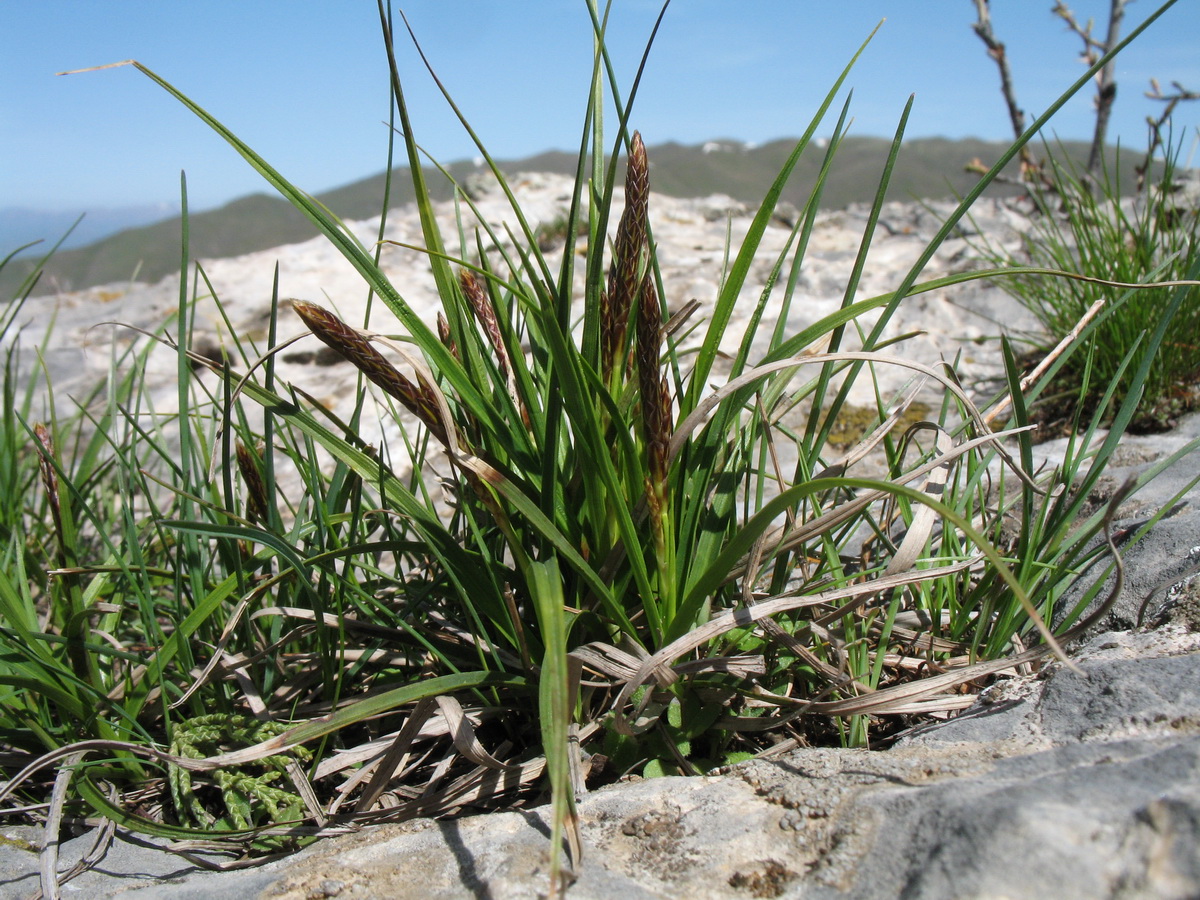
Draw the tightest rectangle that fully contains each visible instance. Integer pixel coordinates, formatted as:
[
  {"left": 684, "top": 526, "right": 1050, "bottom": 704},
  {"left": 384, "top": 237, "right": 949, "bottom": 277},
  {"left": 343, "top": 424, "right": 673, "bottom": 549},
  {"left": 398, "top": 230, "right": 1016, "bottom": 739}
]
[
  {"left": 976, "top": 139, "right": 1200, "bottom": 432},
  {"left": 1, "top": 1, "right": 1197, "bottom": 895}
]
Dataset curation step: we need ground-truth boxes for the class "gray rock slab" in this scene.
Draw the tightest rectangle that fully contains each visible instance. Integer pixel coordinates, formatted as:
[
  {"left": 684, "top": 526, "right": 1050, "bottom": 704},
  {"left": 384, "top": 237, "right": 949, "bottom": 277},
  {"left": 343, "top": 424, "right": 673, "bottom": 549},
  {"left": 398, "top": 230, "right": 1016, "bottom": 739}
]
[
  {"left": 899, "top": 628, "right": 1200, "bottom": 752},
  {"left": 0, "top": 827, "right": 228, "bottom": 899}
]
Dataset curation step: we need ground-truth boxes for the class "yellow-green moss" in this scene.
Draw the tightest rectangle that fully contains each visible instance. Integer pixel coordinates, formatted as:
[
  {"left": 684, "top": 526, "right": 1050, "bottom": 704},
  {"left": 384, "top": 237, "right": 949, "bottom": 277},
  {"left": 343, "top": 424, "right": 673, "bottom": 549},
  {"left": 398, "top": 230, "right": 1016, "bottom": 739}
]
[
  {"left": 0, "top": 834, "right": 38, "bottom": 853},
  {"left": 824, "top": 401, "right": 934, "bottom": 451}
]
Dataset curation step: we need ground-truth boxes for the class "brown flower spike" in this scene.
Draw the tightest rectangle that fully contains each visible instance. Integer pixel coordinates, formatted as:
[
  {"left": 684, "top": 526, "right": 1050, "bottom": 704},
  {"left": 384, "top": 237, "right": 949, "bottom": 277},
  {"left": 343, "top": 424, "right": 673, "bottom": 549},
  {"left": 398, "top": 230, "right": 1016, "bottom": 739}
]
[
  {"left": 236, "top": 441, "right": 270, "bottom": 525},
  {"left": 459, "top": 269, "right": 510, "bottom": 381},
  {"left": 636, "top": 273, "right": 671, "bottom": 522},
  {"left": 601, "top": 131, "right": 649, "bottom": 386},
  {"left": 292, "top": 300, "right": 449, "bottom": 447},
  {"left": 436, "top": 311, "right": 458, "bottom": 361},
  {"left": 34, "top": 424, "right": 65, "bottom": 558}
]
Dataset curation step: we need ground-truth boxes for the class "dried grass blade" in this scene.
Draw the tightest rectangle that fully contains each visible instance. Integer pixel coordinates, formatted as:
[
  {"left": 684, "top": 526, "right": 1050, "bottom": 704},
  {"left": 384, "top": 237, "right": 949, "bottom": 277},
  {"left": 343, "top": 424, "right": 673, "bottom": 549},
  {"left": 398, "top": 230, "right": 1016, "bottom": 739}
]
[
  {"left": 672, "top": 656, "right": 768, "bottom": 678},
  {"left": 670, "top": 352, "right": 990, "bottom": 466},
  {"left": 435, "top": 695, "right": 521, "bottom": 772},
  {"left": 193, "top": 672, "right": 527, "bottom": 769},
  {"left": 222, "top": 651, "right": 267, "bottom": 717},
  {"left": 47, "top": 814, "right": 116, "bottom": 896},
  {"left": 39, "top": 751, "right": 83, "bottom": 900},
  {"left": 285, "top": 758, "right": 327, "bottom": 827},
  {"left": 612, "top": 561, "right": 975, "bottom": 734},
  {"left": 814, "top": 377, "right": 928, "bottom": 478},
  {"left": 353, "top": 698, "right": 437, "bottom": 814},
  {"left": 569, "top": 642, "right": 651, "bottom": 682},
  {"left": 411, "top": 758, "right": 547, "bottom": 819},
  {"left": 806, "top": 645, "right": 1051, "bottom": 716},
  {"left": 314, "top": 707, "right": 493, "bottom": 780},
  {"left": 170, "top": 591, "right": 257, "bottom": 709},
  {"left": 883, "top": 424, "right": 954, "bottom": 578},
  {"left": 731, "top": 424, "right": 1039, "bottom": 585}
]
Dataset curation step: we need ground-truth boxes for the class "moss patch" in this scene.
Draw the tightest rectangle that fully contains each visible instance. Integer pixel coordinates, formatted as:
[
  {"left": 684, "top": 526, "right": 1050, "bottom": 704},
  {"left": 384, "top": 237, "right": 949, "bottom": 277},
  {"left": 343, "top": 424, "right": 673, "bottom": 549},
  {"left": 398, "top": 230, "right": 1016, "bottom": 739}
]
[{"left": 824, "top": 401, "right": 934, "bottom": 451}]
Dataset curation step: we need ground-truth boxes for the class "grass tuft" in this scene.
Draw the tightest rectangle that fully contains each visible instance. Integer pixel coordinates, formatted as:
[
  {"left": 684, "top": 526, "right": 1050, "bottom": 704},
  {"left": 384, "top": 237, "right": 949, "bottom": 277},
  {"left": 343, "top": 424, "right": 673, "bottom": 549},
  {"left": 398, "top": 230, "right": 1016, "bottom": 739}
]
[
  {"left": 1, "top": 2, "right": 1197, "bottom": 895},
  {"left": 974, "top": 138, "right": 1200, "bottom": 432}
]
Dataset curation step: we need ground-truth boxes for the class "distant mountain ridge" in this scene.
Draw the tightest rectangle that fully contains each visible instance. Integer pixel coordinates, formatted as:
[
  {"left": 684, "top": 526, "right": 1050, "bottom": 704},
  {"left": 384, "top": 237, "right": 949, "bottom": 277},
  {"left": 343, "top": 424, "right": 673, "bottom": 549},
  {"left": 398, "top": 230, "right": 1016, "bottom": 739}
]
[
  {"left": 4, "top": 136, "right": 1111, "bottom": 297},
  {"left": 1, "top": 204, "right": 180, "bottom": 257}
]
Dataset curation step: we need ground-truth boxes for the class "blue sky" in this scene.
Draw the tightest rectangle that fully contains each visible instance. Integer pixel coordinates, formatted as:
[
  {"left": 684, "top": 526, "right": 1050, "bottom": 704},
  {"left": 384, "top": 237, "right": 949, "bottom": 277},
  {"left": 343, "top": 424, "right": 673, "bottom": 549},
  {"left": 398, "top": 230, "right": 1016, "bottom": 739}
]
[{"left": 3, "top": 1, "right": 1197, "bottom": 215}]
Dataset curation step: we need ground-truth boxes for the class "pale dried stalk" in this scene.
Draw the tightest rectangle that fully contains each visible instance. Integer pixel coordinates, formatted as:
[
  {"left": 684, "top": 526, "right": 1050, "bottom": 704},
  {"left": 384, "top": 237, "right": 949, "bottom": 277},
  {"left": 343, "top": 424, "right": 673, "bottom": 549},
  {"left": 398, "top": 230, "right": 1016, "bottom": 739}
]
[
  {"left": 351, "top": 697, "right": 435, "bottom": 814},
  {"left": 39, "top": 750, "right": 84, "bottom": 900},
  {"left": 982, "top": 295, "right": 1106, "bottom": 427}
]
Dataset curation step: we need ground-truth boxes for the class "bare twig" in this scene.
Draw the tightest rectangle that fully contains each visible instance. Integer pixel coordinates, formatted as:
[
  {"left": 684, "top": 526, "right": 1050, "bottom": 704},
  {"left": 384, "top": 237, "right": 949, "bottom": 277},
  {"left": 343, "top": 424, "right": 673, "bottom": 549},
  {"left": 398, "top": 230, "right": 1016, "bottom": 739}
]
[
  {"left": 970, "top": 0, "right": 1039, "bottom": 177},
  {"left": 1053, "top": 0, "right": 1127, "bottom": 177},
  {"left": 1138, "top": 78, "right": 1200, "bottom": 189}
]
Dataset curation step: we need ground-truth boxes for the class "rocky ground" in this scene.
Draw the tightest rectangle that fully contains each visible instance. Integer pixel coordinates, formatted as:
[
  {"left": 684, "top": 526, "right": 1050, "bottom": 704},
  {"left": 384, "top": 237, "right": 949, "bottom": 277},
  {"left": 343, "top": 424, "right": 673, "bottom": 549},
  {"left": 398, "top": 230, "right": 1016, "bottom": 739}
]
[
  {"left": 2, "top": 176, "right": 1198, "bottom": 898},
  {"left": 11, "top": 173, "right": 1039, "bottom": 471}
]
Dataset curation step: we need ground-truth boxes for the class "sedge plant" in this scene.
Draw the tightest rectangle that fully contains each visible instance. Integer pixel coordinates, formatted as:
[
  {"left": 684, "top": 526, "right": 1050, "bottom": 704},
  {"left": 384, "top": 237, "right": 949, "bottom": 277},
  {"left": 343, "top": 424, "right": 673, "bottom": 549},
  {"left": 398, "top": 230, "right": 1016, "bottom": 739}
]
[
  {"left": 973, "top": 134, "right": 1200, "bottom": 432},
  {"left": 1, "top": 0, "right": 1197, "bottom": 893}
]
